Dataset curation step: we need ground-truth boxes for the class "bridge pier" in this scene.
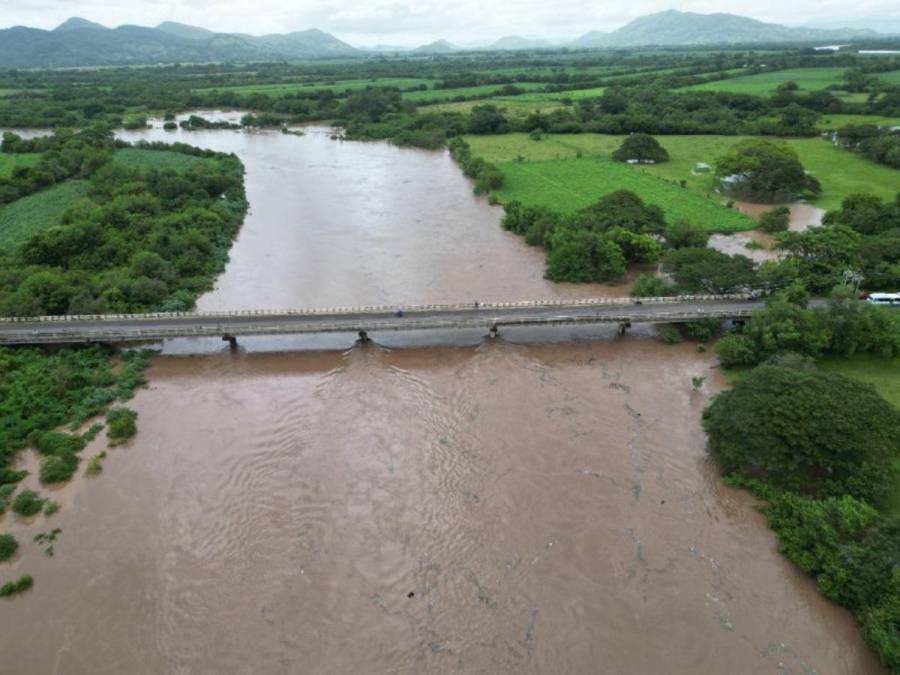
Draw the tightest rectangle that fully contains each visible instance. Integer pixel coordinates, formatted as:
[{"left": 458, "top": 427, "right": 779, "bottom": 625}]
[
  {"left": 222, "top": 335, "right": 238, "bottom": 350},
  {"left": 357, "top": 329, "right": 370, "bottom": 344},
  {"left": 618, "top": 320, "right": 631, "bottom": 336}
]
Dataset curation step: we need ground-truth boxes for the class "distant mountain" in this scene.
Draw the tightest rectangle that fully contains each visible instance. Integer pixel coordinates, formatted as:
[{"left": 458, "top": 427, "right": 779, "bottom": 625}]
[
  {"left": 570, "top": 31, "right": 609, "bottom": 48},
  {"left": 53, "top": 17, "right": 107, "bottom": 32},
  {"left": 0, "top": 18, "right": 356, "bottom": 67},
  {"left": 414, "top": 40, "right": 459, "bottom": 54},
  {"left": 487, "top": 36, "right": 552, "bottom": 51},
  {"left": 252, "top": 29, "right": 357, "bottom": 59},
  {"left": 155, "top": 21, "right": 217, "bottom": 41},
  {"left": 577, "top": 10, "right": 879, "bottom": 48}
]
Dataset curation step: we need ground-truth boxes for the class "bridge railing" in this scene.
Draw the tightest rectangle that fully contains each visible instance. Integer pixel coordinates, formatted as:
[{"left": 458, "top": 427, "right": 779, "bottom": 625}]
[
  {"left": 0, "top": 308, "right": 758, "bottom": 345},
  {"left": 0, "top": 293, "right": 757, "bottom": 324}
]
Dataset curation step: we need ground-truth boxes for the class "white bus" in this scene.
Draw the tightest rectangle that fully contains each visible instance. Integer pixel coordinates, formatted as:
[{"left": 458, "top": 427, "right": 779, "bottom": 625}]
[{"left": 866, "top": 292, "right": 900, "bottom": 307}]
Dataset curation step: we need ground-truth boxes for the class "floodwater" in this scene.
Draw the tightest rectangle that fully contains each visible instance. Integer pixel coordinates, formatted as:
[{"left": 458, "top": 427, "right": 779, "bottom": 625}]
[
  {"left": 120, "top": 115, "right": 624, "bottom": 309},
  {"left": 710, "top": 202, "right": 826, "bottom": 262},
  {"left": 0, "top": 118, "right": 884, "bottom": 674}
]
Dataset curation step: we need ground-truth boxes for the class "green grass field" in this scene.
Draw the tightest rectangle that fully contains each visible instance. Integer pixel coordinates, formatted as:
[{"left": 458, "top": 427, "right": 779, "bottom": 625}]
[
  {"left": 877, "top": 69, "right": 900, "bottom": 85},
  {"left": 0, "top": 180, "right": 89, "bottom": 248},
  {"left": 0, "top": 152, "right": 40, "bottom": 177},
  {"left": 493, "top": 158, "right": 753, "bottom": 231},
  {"left": 195, "top": 77, "right": 434, "bottom": 96},
  {"left": 113, "top": 148, "right": 217, "bottom": 171},
  {"left": 817, "top": 114, "right": 900, "bottom": 129},
  {"left": 466, "top": 133, "right": 900, "bottom": 213},
  {"left": 682, "top": 67, "right": 847, "bottom": 95}
]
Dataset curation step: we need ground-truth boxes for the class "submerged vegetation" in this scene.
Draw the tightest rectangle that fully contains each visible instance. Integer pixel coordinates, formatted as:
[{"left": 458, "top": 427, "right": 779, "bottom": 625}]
[
  {"left": 106, "top": 408, "right": 138, "bottom": 446},
  {"left": 0, "top": 575, "right": 33, "bottom": 597}
]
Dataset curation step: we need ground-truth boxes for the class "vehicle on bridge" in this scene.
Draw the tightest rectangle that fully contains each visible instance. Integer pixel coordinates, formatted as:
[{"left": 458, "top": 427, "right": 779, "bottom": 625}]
[{"left": 866, "top": 292, "right": 900, "bottom": 307}]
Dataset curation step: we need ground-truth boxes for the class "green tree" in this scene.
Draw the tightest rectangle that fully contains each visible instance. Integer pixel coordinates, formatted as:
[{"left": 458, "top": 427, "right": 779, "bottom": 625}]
[
  {"left": 612, "top": 133, "right": 669, "bottom": 163},
  {"left": 664, "top": 219, "right": 709, "bottom": 249},
  {"left": 703, "top": 365, "right": 900, "bottom": 504},
  {"left": 663, "top": 247, "right": 757, "bottom": 294},
  {"left": 716, "top": 139, "right": 820, "bottom": 202},
  {"left": 545, "top": 228, "right": 626, "bottom": 283}
]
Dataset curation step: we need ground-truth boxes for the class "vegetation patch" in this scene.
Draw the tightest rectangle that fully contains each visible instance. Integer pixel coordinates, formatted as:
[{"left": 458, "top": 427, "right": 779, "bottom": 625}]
[
  {"left": 0, "top": 346, "right": 151, "bottom": 485},
  {"left": 113, "top": 148, "right": 217, "bottom": 172},
  {"left": 11, "top": 490, "right": 45, "bottom": 517},
  {"left": 0, "top": 534, "right": 18, "bottom": 562},
  {"left": 0, "top": 180, "right": 89, "bottom": 249},
  {"left": 0, "top": 153, "right": 40, "bottom": 178},
  {"left": 106, "top": 408, "right": 138, "bottom": 446},
  {"left": 0, "top": 574, "right": 33, "bottom": 597}
]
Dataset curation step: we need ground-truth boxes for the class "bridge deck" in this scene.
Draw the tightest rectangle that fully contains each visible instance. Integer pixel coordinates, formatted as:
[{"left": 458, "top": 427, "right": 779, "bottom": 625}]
[{"left": 0, "top": 295, "right": 760, "bottom": 345}]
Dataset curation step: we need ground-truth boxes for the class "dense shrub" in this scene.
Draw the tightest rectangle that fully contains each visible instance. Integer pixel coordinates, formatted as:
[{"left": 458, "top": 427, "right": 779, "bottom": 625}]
[
  {"left": 703, "top": 365, "right": 900, "bottom": 504},
  {"left": 0, "top": 534, "right": 18, "bottom": 562},
  {"left": 0, "top": 346, "right": 150, "bottom": 483},
  {"left": 664, "top": 219, "right": 709, "bottom": 249},
  {"left": 682, "top": 317, "right": 722, "bottom": 341},
  {"left": 733, "top": 479, "right": 900, "bottom": 671},
  {"left": 0, "top": 575, "right": 33, "bottom": 597},
  {"left": 39, "top": 453, "right": 80, "bottom": 484},
  {"left": 106, "top": 408, "right": 138, "bottom": 445},
  {"left": 758, "top": 206, "right": 790, "bottom": 233},
  {"left": 544, "top": 228, "right": 626, "bottom": 282},
  {"left": 11, "top": 490, "right": 45, "bottom": 517},
  {"left": 631, "top": 274, "right": 677, "bottom": 297}
]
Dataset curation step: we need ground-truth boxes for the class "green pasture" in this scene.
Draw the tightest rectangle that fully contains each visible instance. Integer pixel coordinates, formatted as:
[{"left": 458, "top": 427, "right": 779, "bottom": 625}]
[
  {"left": 681, "top": 67, "right": 847, "bottom": 95},
  {"left": 466, "top": 133, "right": 900, "bottom": 213},
  {"left": 493, "top": 157, "right": 753, "bottom": 232},
  {"left": 0, "top": 180, "right": 89, "bottom": 248}
]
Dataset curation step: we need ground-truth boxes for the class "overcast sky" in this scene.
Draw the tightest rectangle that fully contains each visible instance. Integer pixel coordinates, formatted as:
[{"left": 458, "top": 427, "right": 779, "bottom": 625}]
[{"left": 1, "top": 0, "right": 898, "bottom": 46}]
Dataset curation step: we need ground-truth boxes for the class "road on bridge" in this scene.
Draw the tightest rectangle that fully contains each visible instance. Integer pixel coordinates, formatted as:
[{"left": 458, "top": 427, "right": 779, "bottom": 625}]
[{"left": 0, "top": 296, "right": 764, "bottom": 345}]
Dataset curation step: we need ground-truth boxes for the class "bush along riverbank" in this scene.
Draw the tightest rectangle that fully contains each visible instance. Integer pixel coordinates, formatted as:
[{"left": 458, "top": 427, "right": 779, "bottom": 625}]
[
  {"left": 704, "top": 290, "right": 900, "bottom": 671},
  {"left": 0, "top": 128, "right": 249, "bottom": 598}
]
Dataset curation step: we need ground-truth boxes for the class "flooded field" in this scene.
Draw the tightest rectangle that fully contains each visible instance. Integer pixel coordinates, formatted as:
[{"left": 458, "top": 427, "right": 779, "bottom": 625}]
[{"left": 0, "top": 120, "right": 883, "bottom": 674}]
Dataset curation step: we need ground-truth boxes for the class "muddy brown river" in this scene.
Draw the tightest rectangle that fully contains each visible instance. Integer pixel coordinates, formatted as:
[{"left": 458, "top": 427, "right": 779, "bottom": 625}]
[{"left": 0, "top": 119, "right": 884, "bottom": 674}]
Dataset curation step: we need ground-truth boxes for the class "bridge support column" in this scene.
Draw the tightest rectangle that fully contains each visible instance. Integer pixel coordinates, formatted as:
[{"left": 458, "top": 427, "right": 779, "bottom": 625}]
[
  {"left": 488, "top": 324, "right": 499, "bottom": 339},
  {"left": 357, "top": 330, "right": 370, "bottom": 344},
  {"left": 618, "top": 320, "right": 631, "bottom": 336},
  {"left": 222, "top": 335, "right": 238, "bottom": 350}
]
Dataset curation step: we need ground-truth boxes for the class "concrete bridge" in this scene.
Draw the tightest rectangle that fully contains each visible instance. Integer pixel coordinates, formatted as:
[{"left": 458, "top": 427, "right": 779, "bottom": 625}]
[{"left": 0, "top": 294, "right": 761, "bottom": 346}]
